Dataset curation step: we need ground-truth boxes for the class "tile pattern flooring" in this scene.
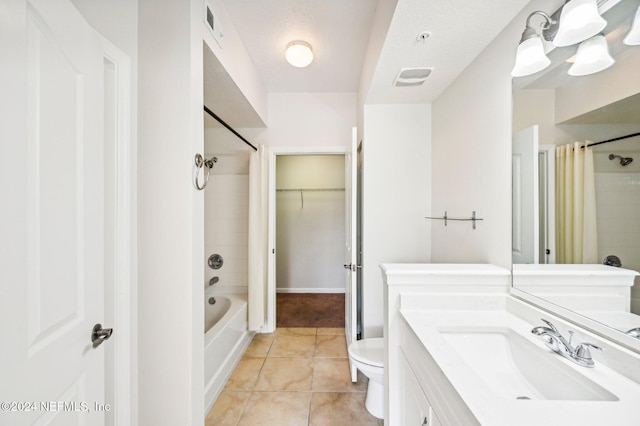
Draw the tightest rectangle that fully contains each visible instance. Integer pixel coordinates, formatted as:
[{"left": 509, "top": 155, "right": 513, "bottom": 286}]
[{"left": 205, "top": 327, "right": 383, "bottom": 426}]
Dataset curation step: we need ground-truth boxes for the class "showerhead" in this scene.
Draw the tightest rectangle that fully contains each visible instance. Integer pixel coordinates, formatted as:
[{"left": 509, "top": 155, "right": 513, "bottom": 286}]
[{"left": 609, "top": 154, "right": 633, "bottom": 166}]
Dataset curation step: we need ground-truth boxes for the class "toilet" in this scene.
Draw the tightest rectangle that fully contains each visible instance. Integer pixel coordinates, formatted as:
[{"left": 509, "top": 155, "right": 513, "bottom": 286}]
[{"left": 348, "top": 337, "right": 384, "bottom": 419}]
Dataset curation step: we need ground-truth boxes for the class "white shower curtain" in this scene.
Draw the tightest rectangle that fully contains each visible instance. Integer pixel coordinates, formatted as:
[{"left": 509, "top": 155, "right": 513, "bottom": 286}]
[
  {"left": 556, "top": 141, "right": 598, "bottom": 264},
  {"left": 248, "top": 144, "right": 270, "bottom": 331}
]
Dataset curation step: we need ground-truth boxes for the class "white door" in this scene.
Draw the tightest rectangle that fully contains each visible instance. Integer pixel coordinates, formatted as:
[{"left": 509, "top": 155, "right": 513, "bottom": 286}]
[
  {"left": 1, "top": 0, "right": 109, "bottom": 424},
  {"left": 344, "top": 128, "right": 358, "bottom": 346},
  {"left": 512, "top": 125, "right": 539, "bottom": 264}
]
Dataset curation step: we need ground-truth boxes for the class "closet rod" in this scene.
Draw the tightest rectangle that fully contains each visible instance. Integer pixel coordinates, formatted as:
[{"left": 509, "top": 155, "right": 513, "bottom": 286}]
[
  {"left": 203, "top": 105, "right": 258, "bottom": 152},
  {"left": 584, "top": 132, "right": 640, "bottom": 148},
  {"left": 276, "top": 188, "right": 345, "bottom": 192}
]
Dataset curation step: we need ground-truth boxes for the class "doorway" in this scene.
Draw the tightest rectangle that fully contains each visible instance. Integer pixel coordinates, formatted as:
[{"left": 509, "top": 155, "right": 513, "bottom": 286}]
[{"left": 274, "top": 154, "right": 346, "bottom": 327}]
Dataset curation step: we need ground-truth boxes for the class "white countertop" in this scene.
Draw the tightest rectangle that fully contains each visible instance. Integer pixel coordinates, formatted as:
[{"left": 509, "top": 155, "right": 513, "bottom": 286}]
[
  {"left": 513, "top": 264, "right": 639, "bottom": 276},
  {"left": 512, "top": 264, "right": 638, "bottom": 287},
  {"left": 382, "top": 263, "right": 510, "bottom": 275},
  {"left": 381, "top": 263, "right": 511, "bottom": 286},
  {"left": 401, "top": 308, "right": 640, "bottom": 426}
]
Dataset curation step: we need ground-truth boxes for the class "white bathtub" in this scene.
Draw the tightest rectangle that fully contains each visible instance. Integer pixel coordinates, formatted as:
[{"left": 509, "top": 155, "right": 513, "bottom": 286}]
[{"left": 204, "top": 289, "right": 253, "bottom": 415}]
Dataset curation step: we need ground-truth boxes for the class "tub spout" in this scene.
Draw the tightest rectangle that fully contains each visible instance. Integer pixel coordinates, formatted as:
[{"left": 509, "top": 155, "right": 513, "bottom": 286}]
[{"left": 209, "top": 276, "right": 219, "bottom": 286}]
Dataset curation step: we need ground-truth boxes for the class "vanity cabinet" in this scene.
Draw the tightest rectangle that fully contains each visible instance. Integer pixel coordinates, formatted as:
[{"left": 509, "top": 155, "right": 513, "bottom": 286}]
[
  {"left": 383, "top": 264, "right": 640, "bottom": 425},
  {"left": 382, "top": 263, "right": 509, "bottom": 425},
  {"left": 400, "top": 351, "right": 442, "bottom": 426}
]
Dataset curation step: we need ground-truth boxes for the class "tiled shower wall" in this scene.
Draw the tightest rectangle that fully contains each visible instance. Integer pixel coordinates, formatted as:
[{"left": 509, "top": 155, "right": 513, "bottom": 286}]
[
  {"left": 204, "top": 174, "right": 249, "bottom": 292},
  {"left": 595, "top": 172, "right": 640, "bottom": 311}
]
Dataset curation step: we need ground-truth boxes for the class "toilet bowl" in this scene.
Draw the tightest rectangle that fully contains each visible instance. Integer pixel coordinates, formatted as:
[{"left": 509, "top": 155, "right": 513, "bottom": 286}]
[{"left": 348, "top": 337, "right": 384, "bottom": 419}]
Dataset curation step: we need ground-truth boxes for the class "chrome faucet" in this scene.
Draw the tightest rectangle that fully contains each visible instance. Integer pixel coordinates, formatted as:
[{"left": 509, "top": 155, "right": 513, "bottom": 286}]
[
  {"left": 531, "top": 319, "right": 602, "bottom": 368},
  {"left": 626, "top": 327, "right": 640, "bottom": 339}
]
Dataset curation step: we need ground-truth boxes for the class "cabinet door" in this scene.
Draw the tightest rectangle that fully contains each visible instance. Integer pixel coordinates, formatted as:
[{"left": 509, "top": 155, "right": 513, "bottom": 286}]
[
  {"left": 401, "top": 354, "right": 432, "bottom": 426},
  {"left": 401, "top": 352, "right": 445, "bottom": 426}
]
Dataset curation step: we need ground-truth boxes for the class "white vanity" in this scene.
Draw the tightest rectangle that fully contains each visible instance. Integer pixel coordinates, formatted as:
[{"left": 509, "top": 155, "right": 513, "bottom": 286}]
[{"left": 383, "top": 264, "right": 640, "bottom": 426}]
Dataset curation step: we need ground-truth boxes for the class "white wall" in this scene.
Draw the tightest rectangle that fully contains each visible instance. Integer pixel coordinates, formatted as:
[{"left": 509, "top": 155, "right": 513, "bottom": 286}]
[
  {"left": 275, "top": 155, "right": 345, "bottom": 293},
  {"left": 357, "top": 0, "right": 399, "bottom": 138},
  {"left": 246, "top": 92, "right": 357, "bottom": 148},
  {"left": 430, "top": 0, "right": 561, "bottom": 268},
  {"left": 70, "top": 0, "right": 138, "bottom": 59},
  {"left": 362, "top": 103, "right": 431, "bottom": 337},
  {"left": 138, "top": 0, "right": 204, "bottom": 424},
  {"left": 203, "top": 0, "right": 268, "bottom": 124},
  {"left": 555, "top": 46, "right": 640, "bottom": 124}
]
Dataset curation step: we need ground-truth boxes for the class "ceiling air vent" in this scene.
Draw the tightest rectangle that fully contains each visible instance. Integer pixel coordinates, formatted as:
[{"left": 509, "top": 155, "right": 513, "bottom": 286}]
[{"left": 393, "top": 67, "right": 432, "bottom": 87}]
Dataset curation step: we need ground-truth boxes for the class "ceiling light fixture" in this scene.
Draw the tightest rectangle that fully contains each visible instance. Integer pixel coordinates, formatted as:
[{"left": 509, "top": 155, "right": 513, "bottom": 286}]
[
  {"left": 553, "top": 0, "right": 607, "bottom": 47},
  {"left": 511, "top": 12, "right": 555, "bottom": 77},
  {"left": 568, "top": 34, "right": 615, "bottom": 76},
  {"left": 624, "top": 5, "right": 640, "bottom": 46},
  {"left": 285, "top": 40, "right": 314, "bottom": 68}
]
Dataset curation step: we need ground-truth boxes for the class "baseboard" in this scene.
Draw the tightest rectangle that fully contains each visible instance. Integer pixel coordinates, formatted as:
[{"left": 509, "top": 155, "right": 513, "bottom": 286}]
[{"left": 276, "top": 287, "right": 345, "bottom": 294}]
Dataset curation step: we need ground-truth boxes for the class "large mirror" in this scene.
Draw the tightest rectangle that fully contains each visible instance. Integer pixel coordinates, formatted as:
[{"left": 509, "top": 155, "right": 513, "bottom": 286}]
[{"left": 512, "top": 0, "right": 640, "bottom": 349}]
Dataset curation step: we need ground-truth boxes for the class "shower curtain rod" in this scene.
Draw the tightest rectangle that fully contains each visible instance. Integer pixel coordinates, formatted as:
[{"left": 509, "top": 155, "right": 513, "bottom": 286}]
[
  {"left": 584, "top": 131, "right": 640, "bottom": 148},
  {"left": 203, "top": 105, "right": 258, "bottom": 152}
]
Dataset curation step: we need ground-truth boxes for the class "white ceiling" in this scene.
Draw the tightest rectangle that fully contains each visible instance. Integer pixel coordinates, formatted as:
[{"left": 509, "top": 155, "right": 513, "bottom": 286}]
[
  {"left": 367, "top": 0, "right": 531, "bottom": 103},
  {"left": 221, "top": 0, "right": 378, "bottom": 93},
  {"left": 220, "top": 0, "right": 530, "bottom": 103}
]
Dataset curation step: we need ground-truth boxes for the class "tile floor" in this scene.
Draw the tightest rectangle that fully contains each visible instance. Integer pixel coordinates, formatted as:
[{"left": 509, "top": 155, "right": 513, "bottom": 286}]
[{"left": 205, "top": 327, "right": 383, "bottom": 426}]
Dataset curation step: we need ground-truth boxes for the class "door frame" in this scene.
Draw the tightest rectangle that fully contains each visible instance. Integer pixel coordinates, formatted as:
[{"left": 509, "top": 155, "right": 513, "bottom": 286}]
[
  {"left": 539, "top": 144, "right": 556, "bottom": 264},
  {"left": 101, "top": 36, "right": 136, "bottom": 424},
  {"left": 266, "top": 146, "right": 348, "bottom": 332}
]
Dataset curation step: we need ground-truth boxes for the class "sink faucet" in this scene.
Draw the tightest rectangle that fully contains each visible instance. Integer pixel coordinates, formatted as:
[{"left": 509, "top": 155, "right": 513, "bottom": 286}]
[
  {"left": 531, "top": 319, "right": 602, "bottom": 368},
  {"left": 626, "top": 327, "right": 640, "bottom": 339}
]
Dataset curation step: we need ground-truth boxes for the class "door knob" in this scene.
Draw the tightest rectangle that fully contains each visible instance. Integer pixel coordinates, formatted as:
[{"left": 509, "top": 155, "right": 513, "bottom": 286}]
[{"left": 92, "top": 323, "right": 113, "bottom": 348}]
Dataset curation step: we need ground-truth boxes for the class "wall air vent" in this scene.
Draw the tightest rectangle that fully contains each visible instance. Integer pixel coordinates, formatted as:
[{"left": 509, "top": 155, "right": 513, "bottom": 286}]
[
  {"left": 393, "top": 67, "right": 432, "bottom": 87},
  {"left": 204, "top": 1, "right": 223, "bottom": 48}
]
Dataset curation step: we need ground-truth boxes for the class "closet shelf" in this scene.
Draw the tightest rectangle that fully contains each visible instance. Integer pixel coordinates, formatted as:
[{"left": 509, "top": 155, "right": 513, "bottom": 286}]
[
  {"left": 425, "top": 211, "right": 483, "bottom": 230},
  {"left": 276, "top": 188, "right": 345, "bottom": 209}
]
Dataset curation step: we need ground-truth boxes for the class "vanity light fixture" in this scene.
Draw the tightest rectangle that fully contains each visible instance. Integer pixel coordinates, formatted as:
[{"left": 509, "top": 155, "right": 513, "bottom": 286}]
[
  {"left": 512, "top": 0, "right": 612, "bottom": 77},
  {"left": 568, "top": 34, "right": 615, "bottom": 76},
  {"left": 553, "top": 0, "right": 607, "bottom": 47},
  {"left": 511, "top": 11, "right": 555, "bottom": 77},
  {"left": 285, "top": 40, "right": 314, "bottom": 68},
  {"left": 624, "top": 5, "right": 640, "bottom": 46}
]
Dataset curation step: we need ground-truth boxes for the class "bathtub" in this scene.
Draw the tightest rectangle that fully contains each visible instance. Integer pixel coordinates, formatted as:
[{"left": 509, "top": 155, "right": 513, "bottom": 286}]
[{"left": 204, "top": 289, "right": 253, "bottom": 415}]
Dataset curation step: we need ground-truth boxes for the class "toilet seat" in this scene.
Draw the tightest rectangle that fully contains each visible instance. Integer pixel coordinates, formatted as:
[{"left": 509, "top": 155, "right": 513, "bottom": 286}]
[{"left": 348, "top": 337, "right": 384, "bottom": 368}]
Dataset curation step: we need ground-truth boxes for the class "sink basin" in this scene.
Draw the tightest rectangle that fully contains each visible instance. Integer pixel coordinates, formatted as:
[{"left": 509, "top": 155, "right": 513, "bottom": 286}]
[{"left": 439, "top": 326, "right": 618, "bottom": 401}]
